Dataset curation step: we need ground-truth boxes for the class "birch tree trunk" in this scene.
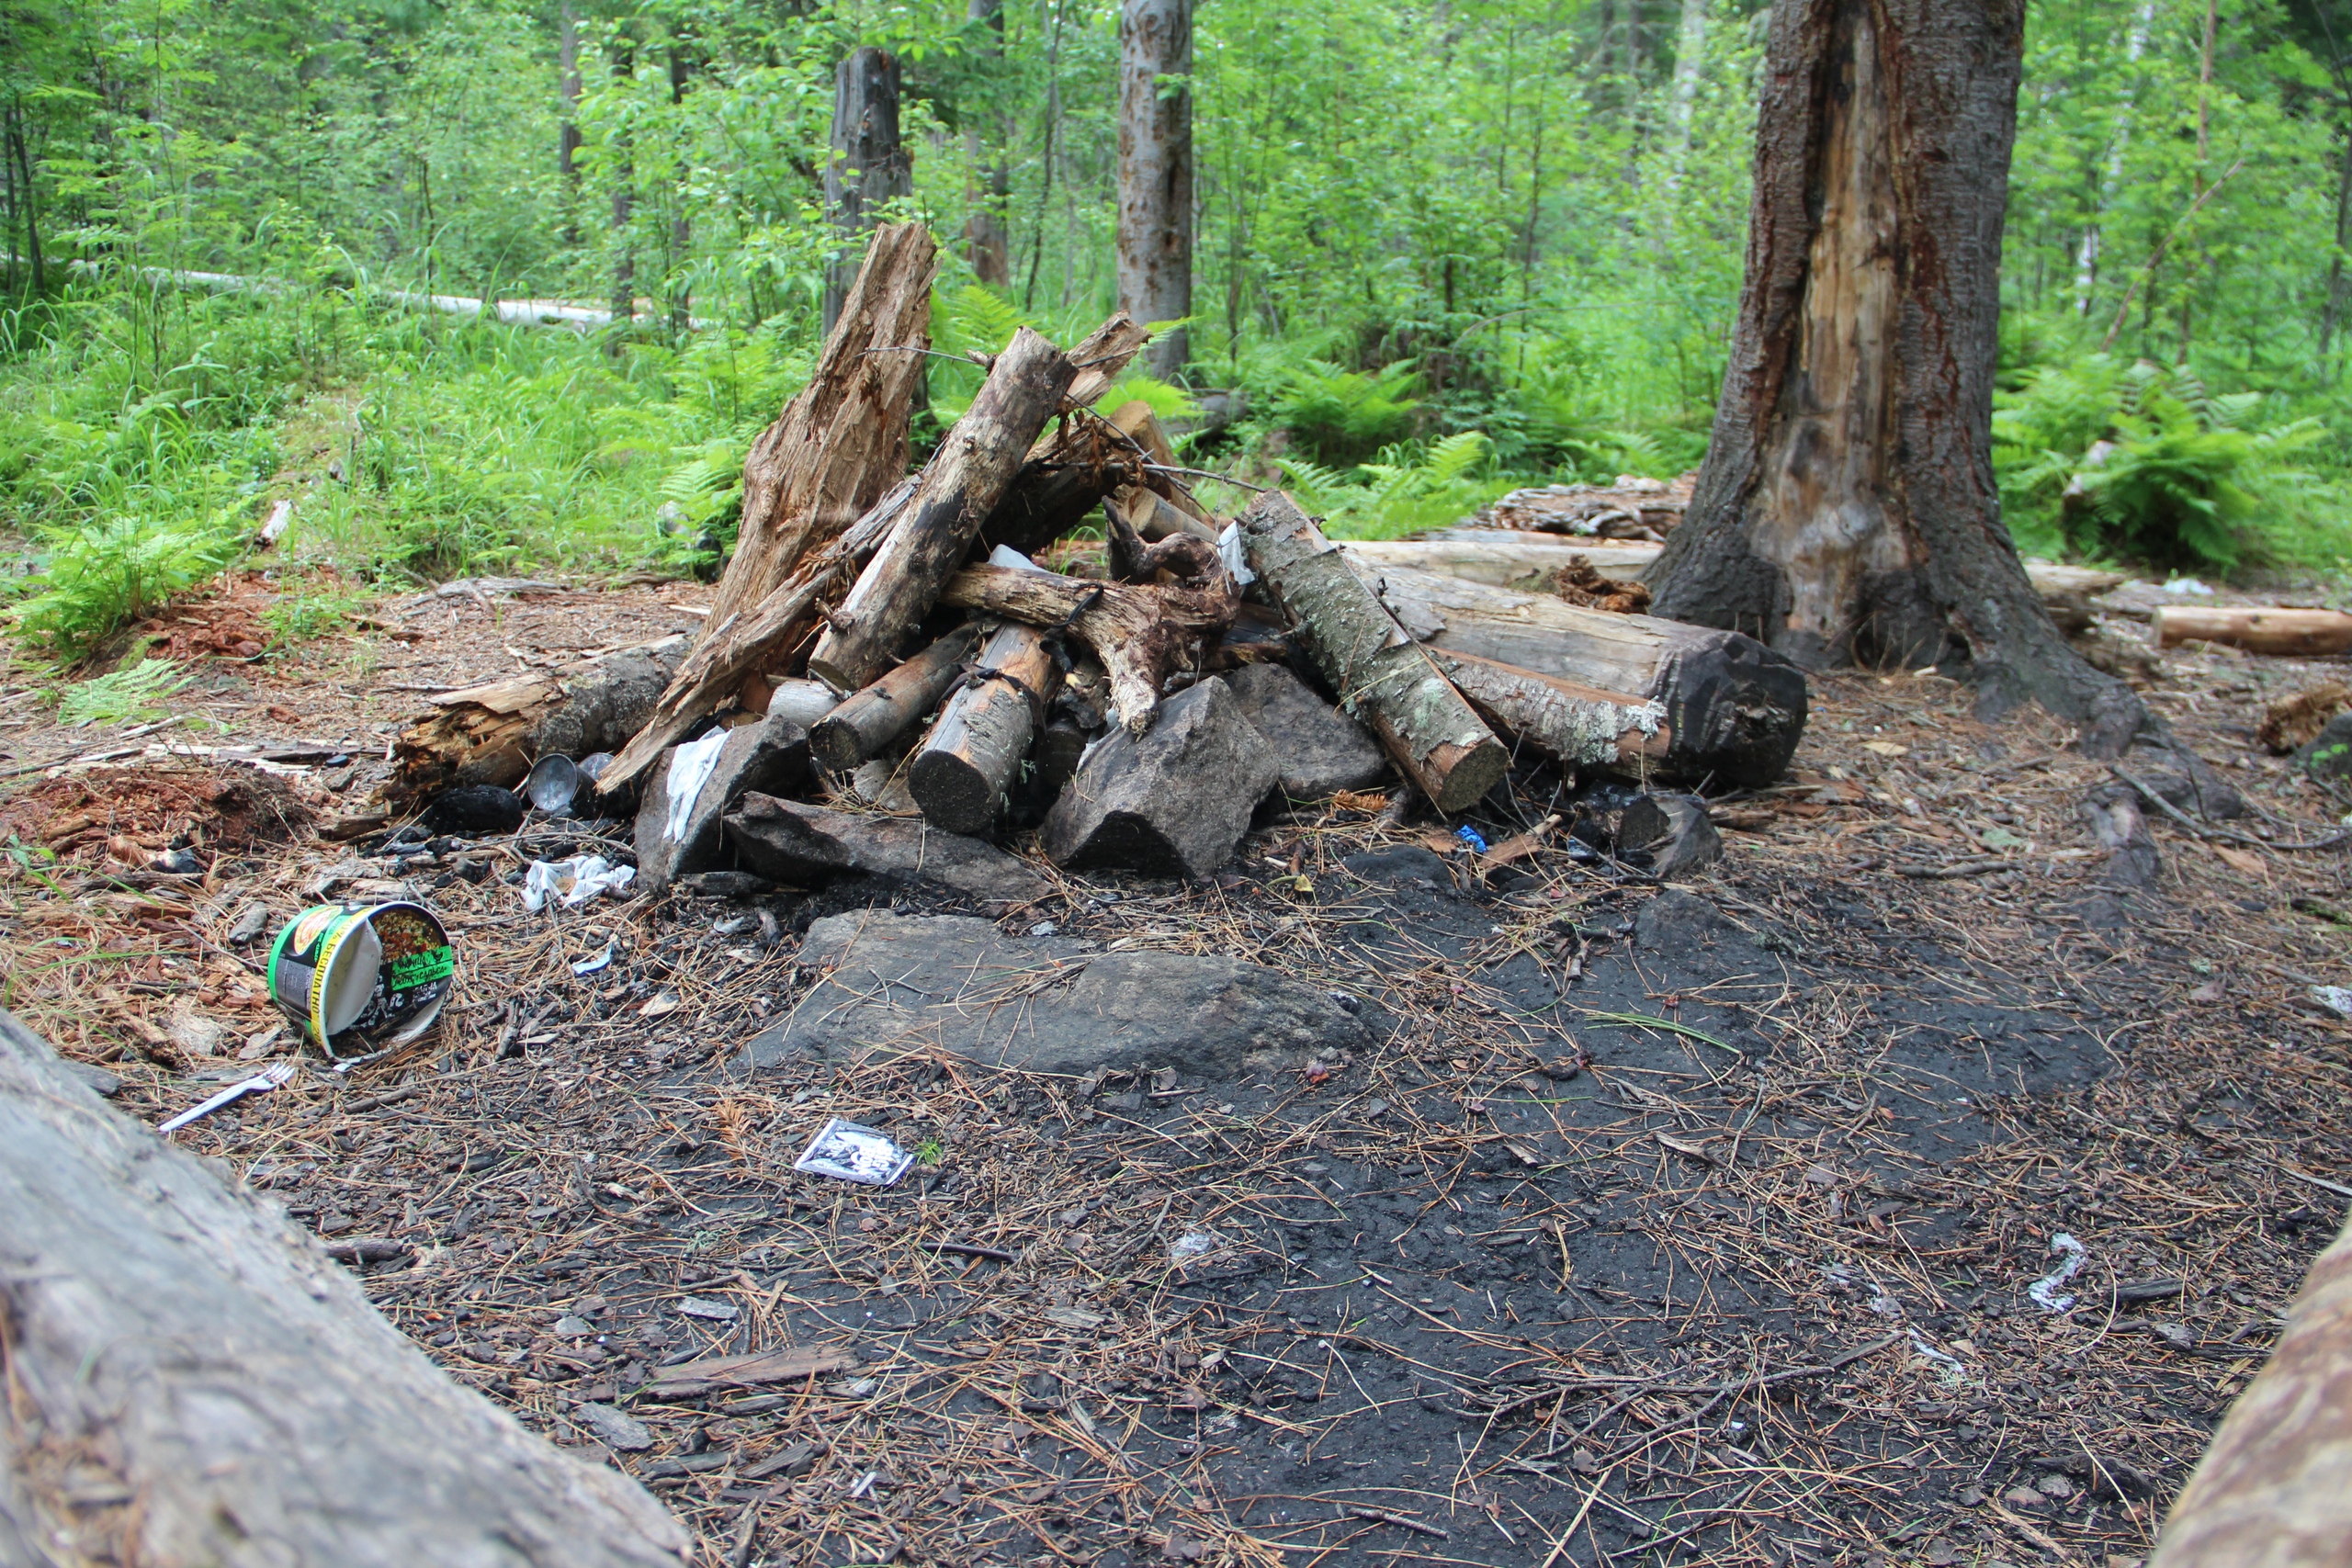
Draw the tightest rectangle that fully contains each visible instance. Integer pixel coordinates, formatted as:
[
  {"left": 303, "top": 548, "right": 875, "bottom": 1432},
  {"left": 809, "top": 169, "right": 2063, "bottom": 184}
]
[
  {"left": 1645, "top": 0, "right": 2149, "bottom": 755},
  {"left": 824, "top": 49, "right": 913, "bottom": 336},
  {"left": 1116, "top": 0, "right": 1193, "bottom": 379}
]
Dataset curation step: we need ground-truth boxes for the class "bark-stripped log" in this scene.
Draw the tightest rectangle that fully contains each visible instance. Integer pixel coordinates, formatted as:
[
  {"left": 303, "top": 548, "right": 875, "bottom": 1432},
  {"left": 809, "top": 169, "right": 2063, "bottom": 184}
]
[
  {"left": 0, "top": 1011, "right": 688, "bottom": 1568},
  {"left": 907, "top": 623, "right": 1063, "bottom": 834},
  {"left": 808, "top": 625, "right": 981, "bottom": 771},
  {"left": 937, "top": 550, "right": 1237, "bottom": 734},
  {"left": 1359, "top": 561, "right": 1808, "bottom": 788},
  {"left": 390, "top": 635, "right": 687, "bottom": 800},
  {"left": 2154, "top": 606, "right": 2352, "bottom": 657},
  {"left": 1423, "top": 648, "right": 1674, "bottom": 777},
  {"left": 1237, "top": 491, "right": 1509, "bottom": 815},
  {"left": 808, "top": 327, "right": 1078, "bottom": 694},
  {"left": 708, "top": 222, "right": 934, "bottom": 637},
  {"left": 2148, "top": 1210, "right": 2352, "bottom": 1568}
]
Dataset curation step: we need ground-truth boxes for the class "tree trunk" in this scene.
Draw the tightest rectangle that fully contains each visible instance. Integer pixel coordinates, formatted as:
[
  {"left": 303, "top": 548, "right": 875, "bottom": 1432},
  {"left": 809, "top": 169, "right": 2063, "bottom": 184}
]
[
  {"left": 1666, "top": 0, "right": 1709, "bottom": 164},
  {"left": 823, "top": 49, "right": 912, "bottom": 337},
  {"left": 0, "top": 1012, "right": 688, "bottom": 1568},
  {"left": 1645, "top": 0, "right": 2146, "bottom": 755},
  {"left": 963, "top": 0, "right": 1013, "bottom": 287},
  {"left": 1363, "top": 562, "right": 1809, "bottom": 787},
  {"left": 390, "top": 636, "right": 690, "bottom": 800},
  {"left": 808, "top": 624, "right": 982, "bottom": 771},
  {"left": 559, "top": 6, "right": 582, "bottom": 244},
  {"left": 1116, "top": 0, "right": 1193, "bottom": 380},
  {"left": 807, "top": 326, "right": 1080, "bottom": 693},
  {"left": 667, "top": 46, "right": 694, "bottom": 343},
  {"left": 2322, "top": 105, "right": 2352, "bottom": 359},
  {"left": 1238, "top": 492, "right": 1510, "bottom": 814},
  {"left": 705, "top": 221, "right": 935, "bottom": 641},
  {"left": 908, "top": 622, "right": 1063, "bottom": 834},
  {"left": 609, "top": 39, "right": 637, "bottom": 346}
]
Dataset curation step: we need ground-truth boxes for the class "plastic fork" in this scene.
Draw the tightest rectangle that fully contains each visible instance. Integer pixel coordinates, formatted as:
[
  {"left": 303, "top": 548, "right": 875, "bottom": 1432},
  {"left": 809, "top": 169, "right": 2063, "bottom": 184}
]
[{"left": 158, "top": 1058, "right": 299, "bottom": 1134}]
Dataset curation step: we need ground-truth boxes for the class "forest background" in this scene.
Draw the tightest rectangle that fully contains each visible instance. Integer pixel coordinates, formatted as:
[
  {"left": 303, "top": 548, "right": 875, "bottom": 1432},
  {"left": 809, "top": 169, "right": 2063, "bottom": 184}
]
[{"left": 4, "top": 0, "right": 2351, "bottom": 661}]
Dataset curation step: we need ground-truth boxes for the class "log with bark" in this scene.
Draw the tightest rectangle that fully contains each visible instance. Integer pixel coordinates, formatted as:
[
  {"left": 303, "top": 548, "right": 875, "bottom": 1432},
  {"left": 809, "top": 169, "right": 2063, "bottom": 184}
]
[
  {"left": 1357, "top": 561, "right": 1807, "bottom": 787},
  {"left": 936, "top": 540, "right": 1238, "bottom": 735},
  {"left": 707, "top": 220, "right": 934, "bottom": 639},
  {"left": 1423, "top": 648, "right": 1674, "bottom": 777},
  {"left": 0, "top": 1010, "right": 688, "bottom": 1567},
  {"left": 808, "top": 623, "right": 981, "bottom": 771},
  {"left": 1237, "top": 491, "right": 1509, "bottom": 814},
  {"left": 2154, "top": 605, "right": 2352, "bottom": 657},
  {"left": 979, "top": 411, "right": 1148, "bottom": 557},
  {"left": 907, "top": 622, "right": 1063, "bottom": 834},
  {"left": 390, "top": 634, "right": 688, "bottom": 800}
]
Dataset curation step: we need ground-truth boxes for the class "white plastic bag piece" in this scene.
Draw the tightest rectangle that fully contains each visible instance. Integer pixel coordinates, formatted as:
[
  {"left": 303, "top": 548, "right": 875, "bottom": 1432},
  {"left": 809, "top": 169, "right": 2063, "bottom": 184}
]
[
  {"left": 988, "top": 544, "right": 1054, "bottom": 575},
  {"left": 522, "top": 854, "right": 637, "bottom": 913},
  {"left": 1216, "top": 522, "right": 1256, "bottom": 588},
  {"left": 663, "top": 728, "right": 730, "bottom": 844},
  {"left": 2028, "top": 1232, "right": 2088, "bottom": 1313}
]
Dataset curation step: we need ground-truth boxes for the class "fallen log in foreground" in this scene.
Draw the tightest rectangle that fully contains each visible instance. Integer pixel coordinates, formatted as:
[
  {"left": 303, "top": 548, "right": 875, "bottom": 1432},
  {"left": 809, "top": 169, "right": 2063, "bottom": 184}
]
[
  {"left": 2149, "top": 1210, "right": 2352, "bottom": 1568},
  {"left": 1357, "top": 561, "right": 1806, "bottom": 788},
  {"left": 909, "top": 621, "right": 1063, "bottom": 834},
  {"left": 1424, "top": 647, "right": 1673, "bottom": 775},
  {"left": 0, "top": 1011, "right": 687, "bottom": 1567},
  {"left": 2155, "top": 605, "right": 2352, "bottom": 657},
  {"left": 1238, "top": 491, "right": 1510, "bottom": 815},
  {"left": 390, "top": 634, "right": 687, "bottom": 799}
]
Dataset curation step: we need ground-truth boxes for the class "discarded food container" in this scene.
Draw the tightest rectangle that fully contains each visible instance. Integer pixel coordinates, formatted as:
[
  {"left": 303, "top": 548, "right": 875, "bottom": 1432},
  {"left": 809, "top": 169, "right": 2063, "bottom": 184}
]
[
  {"left": 793, "top": 1117, "right": 914, "bottom": 1186},
  {"left": 266, "top": 901, "right": 455, "bottom": 1058},
  {"left": 523, "top": 753, "right": 585, "bottom": 815}
]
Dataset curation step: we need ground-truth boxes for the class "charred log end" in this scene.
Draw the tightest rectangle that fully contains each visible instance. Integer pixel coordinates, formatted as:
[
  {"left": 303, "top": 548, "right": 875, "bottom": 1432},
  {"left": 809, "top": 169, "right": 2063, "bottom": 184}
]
[
  {"left": 808, "top": 716, "right": 865, "bottom": 772},
  {"left": 907, "top": 750, "right": 1000, "bottom": 837},
  {"left": 1656, "top": 633, "right": 1810, "bottom": 789}
]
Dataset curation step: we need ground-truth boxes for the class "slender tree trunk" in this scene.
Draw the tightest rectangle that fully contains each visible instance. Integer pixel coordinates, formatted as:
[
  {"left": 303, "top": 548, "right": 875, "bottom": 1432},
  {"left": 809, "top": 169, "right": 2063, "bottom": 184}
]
[
  {"left": 7, "top": 100, "right": 39, "bottom": 299},
  {"left": 823, "top": 48, "right": 911, "bottom": 336},
  {"left": 559, "top": 6, "right": 582, "bottom": 245},
  {"left": 2072, "top": 0, "right": 2154, "bottom": 318},
  {"left": 1117, "top": 0, "right": 1193, "bottom": 379},
  {"left": 1668, "top": 0, "right": 1710, "bottom": 164},
  {"left": 1025, "top": 3, "right": 1066, "bottom": 311},
  {"left": 963, "top": 0, "right": 1013, "bottom": 287},
  {"left": 2320, "top": 85, "right": 2352, "bottom": 361},
  {"left": 1646, "top": 0, "right": 2147, "bottom": 753},
  {"left": 609, "top": 38, "right": 637, "bottom": 350},
  {"left": 668, "top": 45, "right": 693, "bottom": 343}
]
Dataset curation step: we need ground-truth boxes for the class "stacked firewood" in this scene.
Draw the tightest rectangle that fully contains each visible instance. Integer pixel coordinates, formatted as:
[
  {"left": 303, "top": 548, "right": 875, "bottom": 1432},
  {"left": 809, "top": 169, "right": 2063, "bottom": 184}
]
[{"left": 391, "top": 226, "right": 1807, "bottom": 885}]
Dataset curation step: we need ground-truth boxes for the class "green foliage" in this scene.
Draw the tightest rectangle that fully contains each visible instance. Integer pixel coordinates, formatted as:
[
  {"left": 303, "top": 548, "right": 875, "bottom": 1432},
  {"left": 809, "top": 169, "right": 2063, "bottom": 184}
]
[
  {"left": 1091, "top": 375, "right": 1199, "bottom": 423},
  {"left": 261, "top": 580, "right": 368, "bottom": 645},
  {"left": 1274, "top": 361, "right": 1421, "bottom": 466},
  {"left": 1281, "top": 431, "right": 1509, "bottom": 540},
  {"left": 9, "top": 512, "right": 245, "bottom": 659},
  {"left": 56, "top": 657, "right": 192, "bottom": 727}
]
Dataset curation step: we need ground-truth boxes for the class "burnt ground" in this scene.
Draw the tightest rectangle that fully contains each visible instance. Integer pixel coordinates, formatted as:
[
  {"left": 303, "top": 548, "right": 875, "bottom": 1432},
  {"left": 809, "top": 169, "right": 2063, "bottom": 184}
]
[{"left": 5, "top": 576, "right": 2352, "bottom": 1568}]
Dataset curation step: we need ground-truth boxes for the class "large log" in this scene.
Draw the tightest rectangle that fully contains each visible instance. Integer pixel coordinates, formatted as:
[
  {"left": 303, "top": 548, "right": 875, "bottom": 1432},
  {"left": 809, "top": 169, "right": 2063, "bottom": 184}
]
[
  {"left": 707, "top": 221, "right": 934, "bottom": 639},
  {"left": 1424, "top": 648, "right": 1674, "bottom": 777},
  {"left": 0, "top": 1011, "right": 687, "bottom": 1567},
  {"left": 907, "top": 622, "right": 1062, "bottom": 834},
  {"left": 936, "top": 548, "right": 1237, "bottom": 734},
  {"left": 807, "top": 327, "right": 1079, "bottom": 693},
  {"left": 390, "top": 634, "right": 687, "bottom": 800},
  {"left": 2148, "top": 1210, "right": 2352, "bottom": 1568},
  {"left": 1357, "top": 561, "right": 1807, "bottom": 788},
  {"left": 1236, "top": 491, "right": 1509, "bottom": 815},
  {"left": 808, "top": 624, "right": 980, "bottom": 771},
  {"left": 2155, "top": 605, "right": 2352, "bottom": 657}
]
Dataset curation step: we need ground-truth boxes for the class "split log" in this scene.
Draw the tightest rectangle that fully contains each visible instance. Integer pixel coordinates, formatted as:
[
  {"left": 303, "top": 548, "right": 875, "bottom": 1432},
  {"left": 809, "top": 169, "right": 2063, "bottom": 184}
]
[
  {"left": 2147, "top": 1209, "right": 2352, "bottom": 1568},
  {"left": 1236, "top": 491, "right": 1509, "bottom": 815},
  {"left": 808, "top": 327, "right": 1080, "bottom": 693},
  {"left": 1424, "top": 648, "right": 1674, "bottom": 777},
  {"left": 936, "top": 548, "right": 1238, "bottom": 734},
  {"left": 2155, "top": 605, "right": 2352, "bottom": 657},
  {"left": 907, "top": 622, "right": 1062, "bottom": 834},
  {"left": 1109, "top": 482, "right": 1218, "bottom": 545},
  {"left": 599, "top": 480, "right": 919, "bottom": 795},
  {"left": 390, "top": 635, "right": 688, "bottom": 799},
  {"left": 808, "top": 624, "right": 981, "bottom": 771},
  {"left": 707, "top": 221, "right": 934, "bottom": 638},
  {"left": 1357, "top": 561, "right": 1807, "bottom": 788},
  {"left": 0, "top": 1010, "right": 687, "bottom": 1567}
]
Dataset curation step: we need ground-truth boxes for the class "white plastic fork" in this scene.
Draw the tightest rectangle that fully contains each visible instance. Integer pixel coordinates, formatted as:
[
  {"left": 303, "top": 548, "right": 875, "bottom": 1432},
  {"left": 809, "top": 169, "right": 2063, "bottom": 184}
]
[{"left": 158, "top": 1058, "right": 299, "bottom": 1134}]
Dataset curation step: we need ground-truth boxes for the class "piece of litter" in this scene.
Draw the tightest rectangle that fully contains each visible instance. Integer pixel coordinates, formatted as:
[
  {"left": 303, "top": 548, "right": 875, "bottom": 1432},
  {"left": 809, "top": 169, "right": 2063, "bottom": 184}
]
[
  {"left": 522, "top": 855, "right": 635, "bottom": 912},
  {"left": 2163, "top": 577, "right": 2216, "bottom": 595},
  {"left": 1028, "top": 920, "right": 1058, "bottom": 938},
  {"left": 1169, "top": 1230, "right": 1223, "bottom": 1264},
  {"left": 713, "top": 915, "right": 752, "bottom": 936},
  {"left": 794, "top": 1117, "right": 915, "bottom": 1186},
  {"left": 571, "top": 940, "right": 616, "bottom": 976},
  {"left": 2028, "top": 1232, "right": 2088, "bottom": 1313},
  {"left": 663, "top": 728, "right": 731, "bottom": 843},
  {"left": 2312, "top": 985, "right": 2352, "bottom": 1020},
  {"left": 158, "top": 1059, "right": 298, "bottom": 1134},
  {"left": 1217, "top": 521, "right": 1257, "bottom": 588},
  {"left": 1456, "top": 825, "right": 1489, "bottom": 853},
  {"left": 676, "top": 1295, "right": 741, "bottom": 1321}
]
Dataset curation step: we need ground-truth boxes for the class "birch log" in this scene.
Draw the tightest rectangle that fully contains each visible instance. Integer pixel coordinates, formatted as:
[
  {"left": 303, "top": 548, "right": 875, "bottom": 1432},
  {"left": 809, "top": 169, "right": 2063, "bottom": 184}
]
[
  {"left": 2154, "top": 605, "right": 2352, "bottom": 657},
  {"left": 1424, "top": 648, "right": 1674, "bottom": 776},
  {"left": 1237, "top": 491, "right": 1509, "bottom": 814},
  {"left": 907, "top": 622, "right": 1063, "bottom": 834}
]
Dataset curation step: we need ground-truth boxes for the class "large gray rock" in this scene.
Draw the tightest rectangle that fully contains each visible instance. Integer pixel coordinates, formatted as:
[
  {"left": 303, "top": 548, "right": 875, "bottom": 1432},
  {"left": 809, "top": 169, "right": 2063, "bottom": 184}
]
[
  {"left": 634, "top": 714, "right": 810, "bottom": 894},
  {"left": 1224, "top": 663, "right": 1390, "bottom": 800},
  {"left": 1040, "top": 678, "right": 1279, "bottom": 880},
  {"left": 738, "top": 912, "right": 1380, "bottom": 1078},
  {"left": 724, "top": 794, "right": 1050, "bottom": 903}
]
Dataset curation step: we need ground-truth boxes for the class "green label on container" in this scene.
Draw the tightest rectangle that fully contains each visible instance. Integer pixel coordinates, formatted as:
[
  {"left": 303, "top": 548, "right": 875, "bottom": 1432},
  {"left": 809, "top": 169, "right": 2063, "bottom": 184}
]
[{"left": 386, "top": 944, "right": 455, "bottom": 989}]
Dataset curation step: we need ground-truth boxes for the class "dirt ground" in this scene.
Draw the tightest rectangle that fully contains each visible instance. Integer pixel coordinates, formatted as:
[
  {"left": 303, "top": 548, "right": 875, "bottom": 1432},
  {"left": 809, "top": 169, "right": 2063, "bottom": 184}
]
[{"left": 5, "top": 571, "right": 2351, "bottom": 1568}]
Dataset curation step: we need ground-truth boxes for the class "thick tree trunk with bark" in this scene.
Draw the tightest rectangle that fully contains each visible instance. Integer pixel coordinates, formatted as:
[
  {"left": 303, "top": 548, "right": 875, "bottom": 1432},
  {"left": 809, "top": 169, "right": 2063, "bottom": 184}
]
[
  {"left": 909, "top": 622, "right": 1063, "bottom": 834},
  {"left": 808, "top": 624, "right": 981, "bottom": 771},
  {"left": 823, "top": 49, "right": 913, "bottom": 336},
  {"left": 0, "top": 1012, "right": 687, "bottom": 1568},
  {"left": 707, "top": 222, "right": 935, "bottom": 637},
  {"left": 1116, "top": 0, "right": 1193, "bottom": 379},
  {"left": 807, "top": 327, "right": 1079, "bottom": 693},
  {"left": 1646, "top": 0, "right": 2146, "bottom": 754},
  {"left": 1238, "top": 492, "right": 1509, "bottom": 814},
  {"left": 390, "top": 636, "right": 689, "bottom": 799}
]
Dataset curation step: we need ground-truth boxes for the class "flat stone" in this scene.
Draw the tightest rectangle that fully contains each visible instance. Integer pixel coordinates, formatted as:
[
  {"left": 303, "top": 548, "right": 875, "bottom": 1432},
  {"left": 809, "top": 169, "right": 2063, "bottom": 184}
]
[
  {"left": 62, "top": 1060, "right": 122, "bottom": 1098},
  {"left": 1223, "top": 663, "right": 1390, "bottom": 799},
  {"left": 634, "top": 714, "right": 811, "bottom": 894},
  {"left": 724, "top": 795, "right": 1050, "bottom": 903},
  {"left": 1040, "top": 678, "right": 1278, "bottom": 880},
  {"left": 572, "top": 1401, "right": 652, "bottom": 1453},
  {"left": 1340, "top": 844, "right": 1457, "bottom": 892},
  {"left": 737, "top": 912, "right": 1380, "bottom": 1079}
]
